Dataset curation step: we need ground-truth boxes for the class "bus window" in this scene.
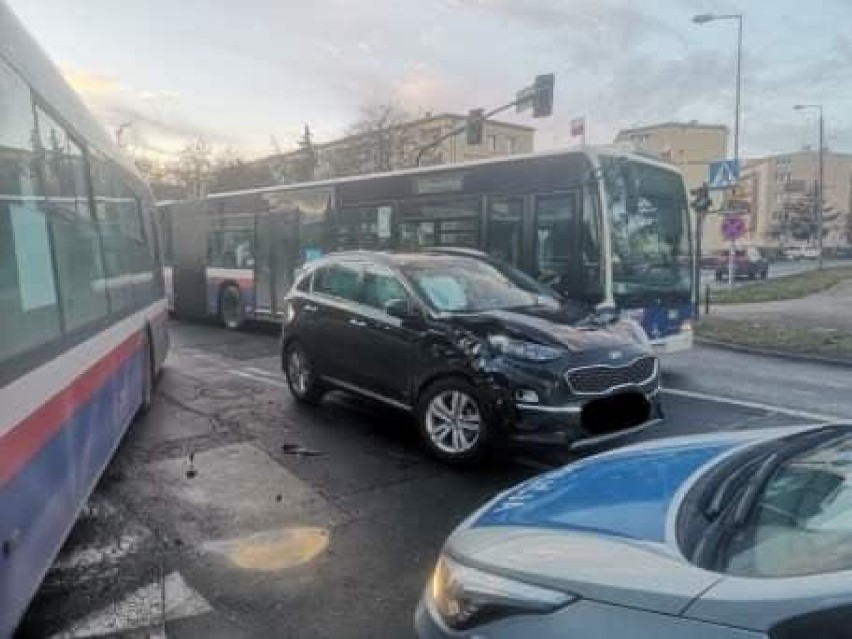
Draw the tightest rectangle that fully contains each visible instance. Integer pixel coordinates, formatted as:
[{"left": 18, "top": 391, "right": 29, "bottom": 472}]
[
  {"left": 0, "top": 57, "right": 62, "bottom": 362},
  {"left": 50, "top": 210, "right": 110, "bottom": 331},
  {"left": 486, "top": 196, "right": 523, "bottom": 266},
  {"left": 330, "top": 205, "right": 393, "bottom": 251},
  {"left": 535, "top": 193, "right": 579, "bottom": 292},
  {"left": 34, "top": 106, "right": 89, "bottom": 218},
  {"left": 399, "top": 197, "right": 479, "bottom": 249},
  {"left": 92, "top": 160, "right": 151, "bottom": 311},
  {"left": 208, "top": 223, "right": 255, "bottom": 269}
]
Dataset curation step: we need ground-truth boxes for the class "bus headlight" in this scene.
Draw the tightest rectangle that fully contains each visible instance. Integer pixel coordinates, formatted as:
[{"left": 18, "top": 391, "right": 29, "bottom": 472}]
[{"left": 430, "top": 555, "right": 576, "bottom": 631}]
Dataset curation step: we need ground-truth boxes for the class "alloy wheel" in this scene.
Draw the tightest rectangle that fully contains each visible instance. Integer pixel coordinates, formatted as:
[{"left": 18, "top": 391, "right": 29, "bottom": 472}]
[{"left": 425, "top": 390, "right": 482, "bottom": 455}]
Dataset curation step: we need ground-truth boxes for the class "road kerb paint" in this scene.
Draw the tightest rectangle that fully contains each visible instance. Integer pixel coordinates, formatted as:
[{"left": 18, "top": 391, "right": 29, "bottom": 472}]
[
  {"left": 662, "top": 387, "right": 846, "bottom": 423},
  {"left": 228, "top": 369, "right": 289, "bottom": 389}
]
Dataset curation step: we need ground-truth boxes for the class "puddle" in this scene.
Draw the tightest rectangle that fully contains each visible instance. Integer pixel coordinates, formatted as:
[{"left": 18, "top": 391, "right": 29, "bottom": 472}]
[{"left": 203, "top": 527, "right": 329, "bottom": 571}]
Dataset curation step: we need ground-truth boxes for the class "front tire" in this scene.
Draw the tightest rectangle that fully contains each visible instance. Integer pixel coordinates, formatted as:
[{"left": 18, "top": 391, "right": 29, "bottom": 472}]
[
  {"left": 284, "top": 342, "right": 325, "bottom": 405},
  {"left": 416, "top": 379, "right": 493, "bottom": 464},
  {"left": 220, "top": 283, "right": 244, "bottom": 330}
]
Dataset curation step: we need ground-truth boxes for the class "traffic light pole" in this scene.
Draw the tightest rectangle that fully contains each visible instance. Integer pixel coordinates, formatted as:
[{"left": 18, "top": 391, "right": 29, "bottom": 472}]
[{"left": 414, "top": 99, "right": 520, "bottom": 167}]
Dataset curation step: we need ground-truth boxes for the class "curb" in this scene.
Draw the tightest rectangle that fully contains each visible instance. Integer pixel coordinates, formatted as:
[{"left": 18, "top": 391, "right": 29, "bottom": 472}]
[{"left": 695, "top": 337, "right": 852, "bottom": 369}]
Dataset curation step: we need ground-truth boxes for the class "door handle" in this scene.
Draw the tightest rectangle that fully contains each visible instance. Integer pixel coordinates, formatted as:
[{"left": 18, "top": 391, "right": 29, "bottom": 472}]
[
  {"left": 303, "top": 303, "right": 318, "bottom": 312},
  {"left": 348, "top": 318, "right": 367, "bottom": 327}
]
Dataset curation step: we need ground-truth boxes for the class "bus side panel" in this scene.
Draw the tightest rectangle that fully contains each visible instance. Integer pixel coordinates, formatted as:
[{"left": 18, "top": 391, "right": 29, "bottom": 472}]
[{"left": 0, "top": 310, "right": 156, "bottom": 636}]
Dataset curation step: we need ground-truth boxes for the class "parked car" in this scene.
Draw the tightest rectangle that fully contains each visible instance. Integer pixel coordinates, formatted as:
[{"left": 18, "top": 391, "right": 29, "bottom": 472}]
[
  {"left": 416, "top": 423, "right": 852, "bottom": 638},
  {"left": 715, "top": 247, "right": 769, "bottom": 281},
  {"left": 280, "top": 251, "right": 661, "bottom": 463}
]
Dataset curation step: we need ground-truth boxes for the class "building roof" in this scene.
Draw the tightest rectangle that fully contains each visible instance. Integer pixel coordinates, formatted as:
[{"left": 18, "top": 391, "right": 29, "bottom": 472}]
[{"left": 616, "top": 121, "right": 729, "bottom": 136}]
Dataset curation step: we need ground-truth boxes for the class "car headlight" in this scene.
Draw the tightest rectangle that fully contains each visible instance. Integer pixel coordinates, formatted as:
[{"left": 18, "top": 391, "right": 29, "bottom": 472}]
[
  {"left": 430, "top": 555, "right": 575, "bottom": 631},
  {"left": 487, "top": 335, "right": 563, "bottom": 362}
]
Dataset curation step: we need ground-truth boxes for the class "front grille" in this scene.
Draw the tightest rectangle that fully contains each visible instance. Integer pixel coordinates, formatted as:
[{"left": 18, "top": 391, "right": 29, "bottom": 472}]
[{"left": 566, "top": 357, "right": 658, "bottom": 395}]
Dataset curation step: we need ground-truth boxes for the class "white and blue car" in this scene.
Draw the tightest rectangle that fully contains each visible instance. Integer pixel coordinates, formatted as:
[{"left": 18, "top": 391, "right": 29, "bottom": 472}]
[{"left": 416, "top": 424, "right": 852, "bottom": 638}]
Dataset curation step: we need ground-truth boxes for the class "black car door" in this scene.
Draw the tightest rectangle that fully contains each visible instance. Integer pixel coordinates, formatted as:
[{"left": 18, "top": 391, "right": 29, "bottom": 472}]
[
  {"left": 347, "top": 263, "right": 422, "bottom": 407},
  {"left": 308, "top": 260, "right": 365, "bottom": 383}
]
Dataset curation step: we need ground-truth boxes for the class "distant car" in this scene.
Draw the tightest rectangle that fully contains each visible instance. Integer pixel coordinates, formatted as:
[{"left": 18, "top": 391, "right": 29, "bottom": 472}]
[
  {"left": 280, "top": 251, "right": 661, "bottom": 463},
  {"left": 416, "top": 423, "right": 852, "bottom": 639},
  {"left": 715, "top": 247, "right": 769, "bottom": 281},
  {"left": 784, "top": 246, "right": 820, "bottom": 261}
]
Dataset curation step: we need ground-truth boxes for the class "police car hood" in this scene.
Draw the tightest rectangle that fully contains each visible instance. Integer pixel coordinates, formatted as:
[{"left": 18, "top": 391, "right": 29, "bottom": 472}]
[{"left": 446, "top": 428, "right": 814, "bottom": 615}]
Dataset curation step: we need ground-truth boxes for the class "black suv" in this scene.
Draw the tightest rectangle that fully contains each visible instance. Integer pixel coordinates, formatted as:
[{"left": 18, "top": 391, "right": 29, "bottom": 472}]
[{"left": 280, "top": 251, "right": 662, "bottom": 463}]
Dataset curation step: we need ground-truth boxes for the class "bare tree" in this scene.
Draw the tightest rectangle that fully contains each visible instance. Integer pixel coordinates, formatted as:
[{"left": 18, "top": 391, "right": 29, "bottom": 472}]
[
  {"left": 178, "top": 137, "right": 212, "bottom": 198},
  {"left": 323, "top": 103, "right": 437, "bottom": 177}
]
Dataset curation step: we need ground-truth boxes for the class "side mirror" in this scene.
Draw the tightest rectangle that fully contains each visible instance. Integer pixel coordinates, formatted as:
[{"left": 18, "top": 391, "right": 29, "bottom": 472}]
[{"left": 384, "top": 298, "right": 412, "bottom": 320}]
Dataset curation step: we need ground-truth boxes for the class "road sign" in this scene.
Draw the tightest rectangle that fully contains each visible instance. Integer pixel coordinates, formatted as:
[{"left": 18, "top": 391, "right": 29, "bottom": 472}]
[
  {"left": 708, "top": 159, "right": 739, "bottom": 190},
  {"left": 721, "top": 216, "right": 746, "bottom": 241}
]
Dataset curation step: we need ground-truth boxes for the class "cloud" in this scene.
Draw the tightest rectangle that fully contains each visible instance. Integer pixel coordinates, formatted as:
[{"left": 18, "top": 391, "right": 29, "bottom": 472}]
[
  {"left": 61, "top": 67, "right": 123, "bottom": 95},
  {"left": 61, "top": 66, "right": 229, "bottom": 158}
]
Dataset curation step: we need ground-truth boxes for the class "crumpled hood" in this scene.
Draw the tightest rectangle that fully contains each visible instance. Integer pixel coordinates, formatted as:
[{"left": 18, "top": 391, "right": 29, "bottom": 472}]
[{"left": 451, "top": 306, "right": 650, "bottom": 358}]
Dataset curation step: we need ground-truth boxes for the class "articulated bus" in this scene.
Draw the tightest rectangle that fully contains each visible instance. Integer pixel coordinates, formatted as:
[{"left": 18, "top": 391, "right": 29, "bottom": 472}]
[
  {"left": 161, "top": 147, "right": 693, "bottom": 353},
  {"left": 0, "top": 4, "right": 169, "bottom": 634}
]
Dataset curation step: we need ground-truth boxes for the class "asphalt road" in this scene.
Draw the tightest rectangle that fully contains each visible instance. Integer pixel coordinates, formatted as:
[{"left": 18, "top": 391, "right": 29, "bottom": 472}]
[{"left": 17, "top": 320, "right": 852, "bottom": 639}]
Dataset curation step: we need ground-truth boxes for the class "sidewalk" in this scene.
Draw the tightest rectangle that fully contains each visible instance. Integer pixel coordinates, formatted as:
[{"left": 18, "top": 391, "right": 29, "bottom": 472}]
[
  {"left": 708, "top": 279, "right": 852, "bottom": 332},
  {"left": 697, "top": 278, "right": 852, "bottom": 363}
]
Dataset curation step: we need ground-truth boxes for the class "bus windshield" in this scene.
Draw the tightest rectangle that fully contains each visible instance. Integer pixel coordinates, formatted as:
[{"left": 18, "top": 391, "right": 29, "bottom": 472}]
[{"left": 604, "top": 159, "right": 692, "bottom": 304}]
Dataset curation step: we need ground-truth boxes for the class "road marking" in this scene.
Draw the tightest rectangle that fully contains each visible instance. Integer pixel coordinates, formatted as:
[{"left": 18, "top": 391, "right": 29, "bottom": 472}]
[
  {"left": 228, "top": 368, "right": 289, "bottom": 389},
  {"left": 244, "top": 365, "right": 282, "bottom": 379},
  {"left": 663, "top": 387, "right": 847, "bottom": 423},
  {"left": 50, "top": 572, "right": 211, "bottom": 638}
]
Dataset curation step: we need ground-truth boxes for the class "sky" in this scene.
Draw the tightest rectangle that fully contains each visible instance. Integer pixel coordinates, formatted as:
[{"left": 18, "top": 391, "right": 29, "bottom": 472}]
[{"left": 8, "top": 0, "right": 852, "bottom": 161}]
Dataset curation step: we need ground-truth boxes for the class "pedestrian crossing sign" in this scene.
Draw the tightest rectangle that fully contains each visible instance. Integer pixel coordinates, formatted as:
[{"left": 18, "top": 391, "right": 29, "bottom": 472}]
[{"left": 708, "top": 159, "right": 739, "bottom": 190}]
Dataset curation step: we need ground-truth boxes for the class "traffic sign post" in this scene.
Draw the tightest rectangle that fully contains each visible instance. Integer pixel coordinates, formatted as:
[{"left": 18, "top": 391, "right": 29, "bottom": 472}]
[{"left": 721, "top": 216, "right": 746, "bottom": 291}]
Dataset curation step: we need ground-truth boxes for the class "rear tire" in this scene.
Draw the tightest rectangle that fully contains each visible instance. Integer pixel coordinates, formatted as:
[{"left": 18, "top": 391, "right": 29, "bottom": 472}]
[
  {"left": 284, "top": 342, "right": 326, "bottom": 405},
  {"left": 415, "top": 378, "right": 494, "bottom": 465},
  {"left": 219, "top": 283, "right": 244, "bottom": 330}
]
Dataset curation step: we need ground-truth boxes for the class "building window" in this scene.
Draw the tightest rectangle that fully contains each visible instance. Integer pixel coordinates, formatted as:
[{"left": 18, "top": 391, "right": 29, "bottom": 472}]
[
  {"left": 506, "top": 136, "right": 517, "bottom": 153},
  {"left": 487, "top": 135, "right": 497, "bottom": 151}
]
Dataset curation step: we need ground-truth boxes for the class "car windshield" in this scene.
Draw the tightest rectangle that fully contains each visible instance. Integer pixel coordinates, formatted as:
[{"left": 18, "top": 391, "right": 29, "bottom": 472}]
[
  {"left": 603, "top": 158, "right": 692, "bottom": 303},
  {"left": 400, "top": 258, "right": 558, "bottom": 312},
  {"left": 721, "top": 431, "right": 852, "bottom": 578}
]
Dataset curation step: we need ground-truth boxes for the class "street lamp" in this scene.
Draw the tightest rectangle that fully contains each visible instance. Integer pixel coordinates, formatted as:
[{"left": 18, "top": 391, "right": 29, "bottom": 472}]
[
  {"left": 692, "top": 13, "right": 743, "bottom": 168},
  {"left": 693, "top": 12, "right": 743, "bottom": 292},
  {"left": 794, "top": 103, "right": 825, "bottom": 269}
]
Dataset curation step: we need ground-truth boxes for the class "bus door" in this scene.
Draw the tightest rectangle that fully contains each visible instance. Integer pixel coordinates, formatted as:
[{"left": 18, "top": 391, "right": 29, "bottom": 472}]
[
  {"left": 484, "top": 195, "right": 524, "bottom": 267},
  {"left": 255, "top": 209, "right": 299, "bottom": 316},
  {"left": 532, "top": 191, "right": 584, "bottom": 298},
  {"left": 171, "top": 203, "right": 209, "bottom": 318}
]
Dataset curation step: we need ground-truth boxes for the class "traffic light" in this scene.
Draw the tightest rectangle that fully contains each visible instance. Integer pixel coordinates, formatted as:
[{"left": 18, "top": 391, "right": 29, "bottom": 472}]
[
  {"left": 532, "top": 73, "right": 555, "bottom": 118},
  {"left": 690, "top": 182, "right": 711, "bottom": 213},
  {"left": 466, "top": 108, "right": 484, "bottom": 145}
]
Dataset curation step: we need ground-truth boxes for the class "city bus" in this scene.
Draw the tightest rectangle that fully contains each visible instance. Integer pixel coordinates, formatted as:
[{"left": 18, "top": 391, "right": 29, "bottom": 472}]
[
  {"left": 0, "top": 4, "right": 169, "bottom": 634},
  {"left": 161, "top": 146, "right": 693, "bottom": 352}
]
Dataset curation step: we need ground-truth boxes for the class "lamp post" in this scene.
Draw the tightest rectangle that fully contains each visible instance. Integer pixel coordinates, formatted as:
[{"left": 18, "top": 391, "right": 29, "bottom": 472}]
[
  {"left": 693, "top": 12, "right": 743, "bottom": 291},
  {"left": 794, "top": 104, "right": 825, "bottom": 270}
]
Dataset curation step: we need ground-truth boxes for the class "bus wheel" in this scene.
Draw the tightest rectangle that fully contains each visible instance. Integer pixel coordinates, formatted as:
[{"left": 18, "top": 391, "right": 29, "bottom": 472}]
[{"left": 219, "top": 284, "right": 244, "bottom": 330}]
